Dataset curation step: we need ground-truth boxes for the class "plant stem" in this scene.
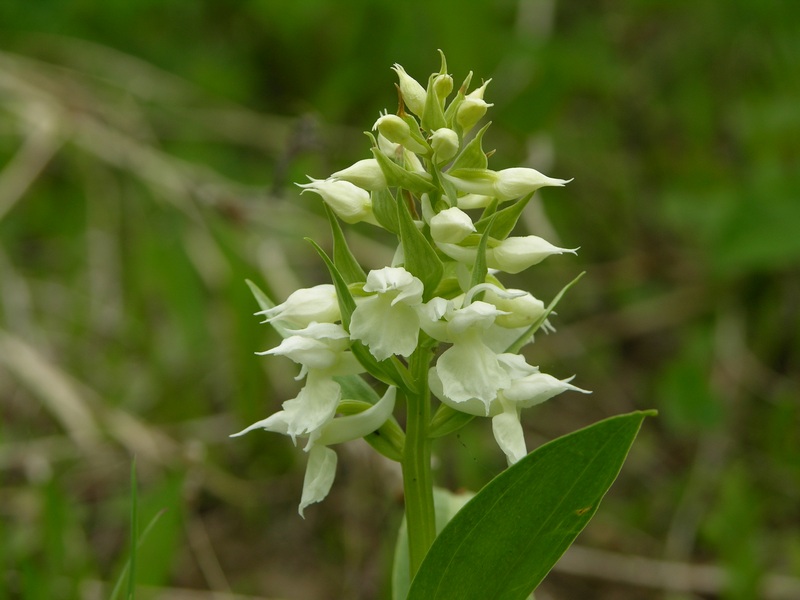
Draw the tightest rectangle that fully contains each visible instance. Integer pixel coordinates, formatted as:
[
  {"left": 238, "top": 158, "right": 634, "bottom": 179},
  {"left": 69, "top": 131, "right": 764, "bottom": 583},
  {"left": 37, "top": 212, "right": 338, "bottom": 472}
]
[{"left": 401, "top": 341, "right": 436, "bottom": 579}]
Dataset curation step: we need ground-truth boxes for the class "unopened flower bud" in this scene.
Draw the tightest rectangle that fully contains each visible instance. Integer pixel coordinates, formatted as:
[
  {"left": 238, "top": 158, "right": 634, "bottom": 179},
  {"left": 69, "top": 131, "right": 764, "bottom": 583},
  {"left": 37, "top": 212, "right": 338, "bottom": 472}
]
[
  {"left": 430, "top": 127, "right": 459, "bottom": 164},
  {"left": 433, "top": 73, "right": 454, "bottom": 102},
  {"left": 444, "top": 167, "right": 571, "bottom": 201},
  {"left": 430, "top": 207, "right": 476, "bottom": 243},
  {"left": 330, "top": 159, "right": 387, "bottom": 191},
  {"left": 456, "top": 97, "right": 492, "bottom": 134},
  {"left": 489, "top": 236, "right": 577, "bottom": 274},
  {"left": 374, "top": 114, "right": 428, "bottom": 154},
  {"left": 297, "top": 178, "right": 374, "bottom": 224},
  {"left": 391, "top": 63, "right": 427, "bottom": 116},
  {"left": 482, "top": 288, "right": 547, "bottom": 329},
  {"left": 257, "top": 284, "right": 340, "bottom": 328},
  {"left": 467, "top": 78, "right": 492, "bottom": 100}
]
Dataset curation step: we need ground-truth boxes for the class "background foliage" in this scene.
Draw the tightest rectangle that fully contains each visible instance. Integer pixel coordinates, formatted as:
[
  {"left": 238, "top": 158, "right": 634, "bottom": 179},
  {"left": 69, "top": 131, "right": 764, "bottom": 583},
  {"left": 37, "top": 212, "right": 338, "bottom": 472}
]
[{"left": 1, "top": 1, "right": 798, "bottom": 598}]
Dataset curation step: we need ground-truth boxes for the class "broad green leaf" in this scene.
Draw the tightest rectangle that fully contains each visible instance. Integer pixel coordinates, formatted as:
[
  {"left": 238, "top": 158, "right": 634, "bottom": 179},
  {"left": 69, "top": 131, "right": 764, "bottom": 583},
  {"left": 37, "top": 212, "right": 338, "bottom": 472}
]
[
  {"left": 397, "top": 194, "right": 444, "bottom": 302},
  {"left": 324, "top": 204, "right": 366, "bottom": 284},
  {"left": 393, "top": 488, "right": 475, "bottom": 600},
  {"left": 407, "top": 411, "right": 652, "bottom": 600}
]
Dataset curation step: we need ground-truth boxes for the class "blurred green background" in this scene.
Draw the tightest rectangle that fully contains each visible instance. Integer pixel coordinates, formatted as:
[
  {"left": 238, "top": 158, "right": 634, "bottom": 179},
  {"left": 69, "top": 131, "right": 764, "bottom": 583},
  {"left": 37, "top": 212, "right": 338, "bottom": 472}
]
[{"left": 1, "top": 1, "right": 798, "bottom": 598}]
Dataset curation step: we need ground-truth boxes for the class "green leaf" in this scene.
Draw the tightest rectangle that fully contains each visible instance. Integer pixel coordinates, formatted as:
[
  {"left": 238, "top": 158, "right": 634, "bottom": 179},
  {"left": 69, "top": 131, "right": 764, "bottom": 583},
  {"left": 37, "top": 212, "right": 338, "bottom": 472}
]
[
  {"left": 475, "top": 194, "right": 532, "bottom": 239},
  {"left": 468, "top": 214, "right": 495, "bottom": 295},
  {"left": 397, "top": 194, "right": 444, "bottom": 302},
  {"left": 372, "top": 188, "right": 400, "bottom": 234},
  {"left": 406, "top": 411, "right": 653, "bottom": 600},
  {"left": 324, "top": 204, "right": 366, "bottom": 284},
  {"left": 372, "top": 148, "right": 436, "bottom": 194},
  {"left": 449, "top": 122, "right": 491, "bottom": 171}
]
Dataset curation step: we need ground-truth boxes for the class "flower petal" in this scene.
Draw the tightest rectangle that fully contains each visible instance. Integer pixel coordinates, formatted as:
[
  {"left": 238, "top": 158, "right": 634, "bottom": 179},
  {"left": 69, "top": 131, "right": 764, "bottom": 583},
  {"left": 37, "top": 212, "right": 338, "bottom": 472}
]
[
  {"left": 299, "top": 445, "right": 338, "bottom": 517},
  {"left": 491, "top": 399, "right": 527, "bottom": 465}
]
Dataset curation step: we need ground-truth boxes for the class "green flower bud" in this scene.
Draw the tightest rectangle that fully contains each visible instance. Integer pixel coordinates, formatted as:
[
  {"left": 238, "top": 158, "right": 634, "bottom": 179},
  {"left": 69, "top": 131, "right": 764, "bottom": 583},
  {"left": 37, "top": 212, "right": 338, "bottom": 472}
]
[
  {"left": 430, "top": 207, "right": 476, "bottom": 243},
  {"left": 430, "top": 127, "right": 459, "bottom": 164},
  {"left": 433, "top": 73, "right": 454, "bottom": 103},
  {"left": 391, "top": 63, "right": 427, "bottom": 116},
  {"left": 331, "top": 159, "right": 387, "bottom": 191},
  {"left": 456, "top": 97, "right": 493, "bottom": 134},
  {"left": 374, "top": 114, "right": 428, "bottom": 154}
]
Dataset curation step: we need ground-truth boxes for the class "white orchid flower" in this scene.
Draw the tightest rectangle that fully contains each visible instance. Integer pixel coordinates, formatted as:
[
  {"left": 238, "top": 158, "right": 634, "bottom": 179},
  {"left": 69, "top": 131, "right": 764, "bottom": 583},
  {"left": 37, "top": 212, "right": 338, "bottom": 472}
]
[
  {"left": 421, "top": 299, "right": 513, "bottom": 411},
  {"left": 232, "top": 386, "right": 397, "bottom": 516},
  {"left": 330, "top": 159, "right": 387, "bottom": 191},
  {"left": 437, "top": 235, "right": 577, "bottom": 275},
  {"left": 431, "top": 351, "right": 590, "bottom": 465},
  {"left": 430, "top": 207, "right": 476, "bottom": 244},
  {"left": 391, "top": 63, "right": 427, "bottom": 116},
  {"left": 350, "top": 267, "right": 424, "bottom": 360},
  {"left": 443, "top": 167, "right": 570, "bottom": 202},
  {"left": 256, "top": 284, "right": 340, "bottom": 328},
  {"left": 297, "top": 177, "right": 376, "bottom": 224}
]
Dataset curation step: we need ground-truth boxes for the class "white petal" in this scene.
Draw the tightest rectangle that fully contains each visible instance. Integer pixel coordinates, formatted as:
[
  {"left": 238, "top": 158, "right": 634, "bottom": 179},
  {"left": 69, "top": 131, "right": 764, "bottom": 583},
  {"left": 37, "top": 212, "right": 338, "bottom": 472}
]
[
  {"left": 430, "top": 207, "right": 476, "bottom": 244},
  {"left": 280, "top": 373, "right": 342, "bottom": 439},
  {"left": 491, "top": 399, "right": 527, "bottom": 465},
  {"left": 350, "top": 294, "right": 420, "bottom": 360},
  {"left": 257, "top": 284, "right": 339, "bottom": 328},
  {"left": 436, "top": 337, "right": 510, "bottom": 411},
  {"left": 299, "top": 446, "right": 338, "bottom": 517},
  {"left": 503, "top": 372, "right": 590, "bottom": 408},
  {"left": 488, "top": 236, "right": 578, "bottom": 274}
]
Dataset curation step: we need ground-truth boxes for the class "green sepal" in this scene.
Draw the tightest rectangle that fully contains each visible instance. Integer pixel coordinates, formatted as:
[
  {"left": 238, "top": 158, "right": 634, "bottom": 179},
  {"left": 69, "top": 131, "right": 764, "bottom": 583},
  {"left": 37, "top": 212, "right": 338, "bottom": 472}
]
[
  {"left": 337, "top": 399, "right": 405, "bottom": 462},
  {"left": 397, "top": 193, "right": 444, "bottom": 302},
  {"left": 372, "top": 188, "right": 400, "bottom": 234},
  {"left": 449, "top": 122, "right": 491, "bottom": 171},
  {"left": 474, "top": 193, "right": 532, "bottom": 239},
  {"left": 443, "top": 71, "right": 473, "bottom": 128},
  {"left": 478, "top": 197, "right": 499, "bottom": 222},
  {"left": 372, "top": 147, "right": 437, "bottom": 194},
  {"left": 428, "top": 404, "right": 476, "bottom": 439},
  {"left": 468, "top": 214, "right": 495, "bottom": 297},
  {"left": 432, "top": 163, "right": 459, "bottom": 207},
  {"left": 324, "top": 204, "right": 366, "bottom": 284},
  {"left": 421, "top": 73, "right": 447, "bottom": 132},
  {"left": 505, "top": 271, "right": 586, "bottom": 354}
]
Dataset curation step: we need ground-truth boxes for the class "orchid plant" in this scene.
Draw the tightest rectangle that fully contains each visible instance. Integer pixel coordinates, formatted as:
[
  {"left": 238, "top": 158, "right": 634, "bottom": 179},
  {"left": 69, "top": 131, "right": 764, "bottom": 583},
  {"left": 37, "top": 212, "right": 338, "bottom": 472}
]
[{"left": 233, "top": 52, "right": 650, "bottom": 599}]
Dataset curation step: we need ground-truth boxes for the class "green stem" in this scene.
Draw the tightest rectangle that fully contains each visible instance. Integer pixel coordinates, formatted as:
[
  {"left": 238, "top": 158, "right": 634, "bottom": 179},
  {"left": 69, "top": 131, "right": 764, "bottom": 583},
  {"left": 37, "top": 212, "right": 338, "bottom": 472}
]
[{"left": 401, "top": 341, "right": 436, "bottom": 579}]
